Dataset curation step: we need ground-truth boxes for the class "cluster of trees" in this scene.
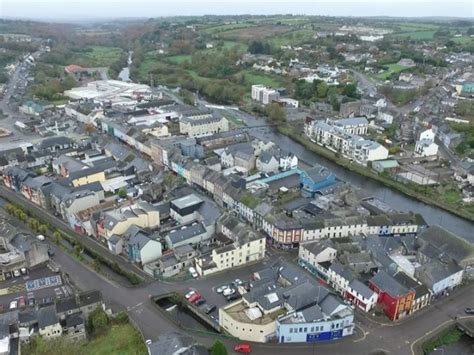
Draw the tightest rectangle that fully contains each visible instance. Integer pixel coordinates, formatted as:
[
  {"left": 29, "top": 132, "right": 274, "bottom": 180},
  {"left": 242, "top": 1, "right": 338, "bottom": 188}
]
[
  {"left": 248, "top": 40, "right": 272, "bottom": 55},
  {"left": 31, "top": 75, "right": 76, "bottom": 101},
  {"left": 4, "top": 204, "right": 49, "bottom": 234},
  {"left": 189, "top": 49, "right": 240, "bottom": 78},
  {"left": 87, "top": 307, "right": 109, "bottom": 336},
  {"left": 294, "top": 79, "right": 358, "bottom": 109},
  {"left": 266, "top": 103, "right": 287, "bottom": 124}
]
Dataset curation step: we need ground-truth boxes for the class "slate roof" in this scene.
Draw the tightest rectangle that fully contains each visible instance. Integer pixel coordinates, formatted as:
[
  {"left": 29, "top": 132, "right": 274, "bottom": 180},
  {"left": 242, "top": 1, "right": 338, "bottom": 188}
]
[
  {"left": 55, "top": 296, "right": 79, "bottom": 314},
  {"left": 370, "top": 270, "right": 409, "bottom": 297},
  {"left": 78, "top": 290, "right": 103, "bottom": 307},
  {"left": 37, "top": 305, "right": 59, "bottom": 328},
  {"left": 167, "top": 223, "right": 207, "bottom": 245},
  {"left": 416, "top": 259, "right": 463, "bottom": 288},
  {"left": 65, "top": 313, "right": 84, "bottom": 328},
  {"left": 348, "top": 279, "right": 375, "bottom": 299},
  {"left": 38, "top": 136, "right": 73, "bottom": 149}
]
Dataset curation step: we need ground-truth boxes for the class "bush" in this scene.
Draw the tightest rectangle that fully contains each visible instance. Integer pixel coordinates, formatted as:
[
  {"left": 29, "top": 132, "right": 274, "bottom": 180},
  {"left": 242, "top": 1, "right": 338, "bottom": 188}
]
[
  {"left": 87, "top": 307, "right": 109, "bottom": 335},
  {"left": 210, "top": 340, "right": 228, "bottom": 355}
]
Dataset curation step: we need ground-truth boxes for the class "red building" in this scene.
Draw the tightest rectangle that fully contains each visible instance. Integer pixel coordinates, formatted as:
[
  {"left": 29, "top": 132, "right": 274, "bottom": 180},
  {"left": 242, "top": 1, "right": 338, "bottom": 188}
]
[{"left": 368, "top": 270, "right": 415, "bottom": 321}]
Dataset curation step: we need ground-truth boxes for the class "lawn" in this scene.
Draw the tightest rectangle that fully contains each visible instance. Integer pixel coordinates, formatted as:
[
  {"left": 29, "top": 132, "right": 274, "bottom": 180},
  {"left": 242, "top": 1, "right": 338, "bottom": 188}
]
[
  {"left": 24, "top": 323, "right": 147, "bottom": 355},
  {"left": 441, "top": 189, "right": 462, "bottom": 205},
  {"left": 394, "top": 23, "right": 439, "bottom": 32},
  {"left": 392, "top": 30, "right": 437, "bottom": 40},
  {"left": 203, "top": 22, "right": 255, "bottom": 34},
  {"left": 74, "top": 46, "right": 125, "bottom": 67},
  {"left": 166, "top": 54, "right": 192, "bottom": 64},
  {"left": 243, "top": 70, "right": 285, "bottom": 88},
  {"left": 376, "top": 63, "right": 411, "bottom": 80}
]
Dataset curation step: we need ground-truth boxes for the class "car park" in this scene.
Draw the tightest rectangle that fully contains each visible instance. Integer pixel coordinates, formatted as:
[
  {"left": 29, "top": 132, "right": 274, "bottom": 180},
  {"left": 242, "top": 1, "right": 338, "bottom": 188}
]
[{"left": 223, "top": 288, "right": 235, "bottom": 297}]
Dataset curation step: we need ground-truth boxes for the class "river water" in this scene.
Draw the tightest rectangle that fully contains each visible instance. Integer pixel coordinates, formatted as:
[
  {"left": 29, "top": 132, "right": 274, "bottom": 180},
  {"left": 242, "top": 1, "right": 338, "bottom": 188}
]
[
  {"left": 234, "top": 111, "right": 474, "bottom": 242},
  {"left": 118, "top": 51, "right": 133, "bottom": 82}
]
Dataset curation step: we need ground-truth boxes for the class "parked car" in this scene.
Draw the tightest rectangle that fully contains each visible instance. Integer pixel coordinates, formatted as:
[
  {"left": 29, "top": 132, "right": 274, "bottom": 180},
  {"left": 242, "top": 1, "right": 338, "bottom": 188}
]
[
  {"left": 189, "top": 267, "right": 198, "bottom": 278},
  {"left": 223, "top": 288, "right": 235, "bottom": 297},
  {"left": 195, "top": 298, "right": 206, "bottom": 306},
  {"left": 234, "top": 343, "right": 251, "bottom": 353},
  {"left": 203, "top": 304, "right": 216, "bottom": 314},
  {"left": 28, "top": 298, "right": 36, "bottom": 307},
  {"left": 216, "top": 285, "right": 229, "bottom": 293},
  {"left": 36, "top": 234, "right": 45, "bottom": 241},
  {"left": 9, "top": 301, "right": 18, "bottom": 310},
  {"left": 184, "top": 290, "right": 196, "bottom": 300},
  {"left": 226, "top": 293, "right": 241, "bottom": 302},
  {"left": 188, "top": 292, "right": 202, "bottom": 304},
  {"left": 233, "top": 278, "right": 243, "bottom": 286},
  {"left": 13, "top": 270, "right": 21, "bottom": 278},
  {"left": 465, "top": 308, "right": 474, "bottom": 314},
  {"left": 18, "top": 296, "right": 26, "bottom": 308},
  {"left": 20, "top": 267, "right": 27, "bottom": 275}
]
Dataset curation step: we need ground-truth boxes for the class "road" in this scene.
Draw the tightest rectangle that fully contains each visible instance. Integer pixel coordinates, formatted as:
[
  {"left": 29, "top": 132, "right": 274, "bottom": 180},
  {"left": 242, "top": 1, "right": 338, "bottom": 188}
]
[
  {"left": 0, "top": 186, "right": 152, "bottom": 282},
  {"left": 47, "top": 225, "right": 474, "bottom": 355},
  {"left": 2, "top": 183, "right": 472, "bottom": 354}
]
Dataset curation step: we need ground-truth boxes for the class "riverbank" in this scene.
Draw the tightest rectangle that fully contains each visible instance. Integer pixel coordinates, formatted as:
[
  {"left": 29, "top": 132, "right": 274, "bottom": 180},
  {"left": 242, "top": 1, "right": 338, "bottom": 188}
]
[{"left": 276, "top": 125, "right": 474, "bottom": 223}]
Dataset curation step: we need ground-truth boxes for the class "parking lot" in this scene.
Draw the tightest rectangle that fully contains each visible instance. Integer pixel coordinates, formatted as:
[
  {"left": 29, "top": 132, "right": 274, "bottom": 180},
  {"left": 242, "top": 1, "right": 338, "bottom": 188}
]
[{"left": 0, "top": 266, "right": 73, "bottom": 312}]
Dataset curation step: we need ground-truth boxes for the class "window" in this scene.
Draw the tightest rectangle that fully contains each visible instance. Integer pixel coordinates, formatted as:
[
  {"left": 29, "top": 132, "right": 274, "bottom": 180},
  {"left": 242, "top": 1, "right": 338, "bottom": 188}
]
[
  {"left": 304, "top": 327, "right": 307, "bottom": 332},
  {"left": 310, "top": 327, "right": 314, "bottom": 332},
  {"left": 299, "top": 328, "right": 303, "bottom": 333},
  {"left": 289, "top": 328, "right": 293, "bottom": 333}
]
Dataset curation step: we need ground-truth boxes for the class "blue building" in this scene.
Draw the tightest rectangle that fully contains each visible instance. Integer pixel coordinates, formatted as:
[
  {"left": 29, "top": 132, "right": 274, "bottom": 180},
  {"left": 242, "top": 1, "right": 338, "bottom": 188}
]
[
  {"left": 299, "top": 165, "right": 337, "bottom": 197},
  {"left": 276, "top": 294, "right": 354, "bottom": 343}
]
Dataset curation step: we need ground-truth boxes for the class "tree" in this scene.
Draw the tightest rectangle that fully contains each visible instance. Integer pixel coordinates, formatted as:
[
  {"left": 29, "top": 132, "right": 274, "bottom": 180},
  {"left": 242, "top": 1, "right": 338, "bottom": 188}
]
[
  {"left": 266, "top": 103, "right": 287, "bottom": 124},
  {"left": 117, "top": 188, "right": 128, "bottom": 199},
  {"left": 28, "top": 218, "right": 40, "bottom": 231},
  {"left": 209, "top": 340, "right": 228, "bottom": 355},
  {"left": 38, "top": 224, "right": 48, "bottom": 234},
  {"left": 343, "top": 83, "right": 358, "bottom": 98},
  {"left": 18, "top": 211, "right": 27, "bottom": 222},
  {"left": 84, "top": 123, "right": 96, "bottom": 134},
  {"left": 53, "top": 231, "right": 62, "bottom": 244},
  {"left": 87, "top": 307, "right": 109, "bottom": 335},
  {"left": 316, "top": 81, "right": 329, "bottom": 98}
]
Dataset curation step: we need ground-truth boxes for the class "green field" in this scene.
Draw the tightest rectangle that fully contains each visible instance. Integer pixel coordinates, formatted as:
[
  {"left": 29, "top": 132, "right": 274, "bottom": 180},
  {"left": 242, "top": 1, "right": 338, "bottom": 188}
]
[
  {"left": 452, "top": 36, "right": 474, "bottom": 45},
  {"left": 203, "top": 22, "right": 255, "bottom": 34},
  {"left": 166, "top": 54, "right": 192, "bottom": 64},
  {"left": 394, "top": 23, "right": 439, "bottom": 32},
  {"left": 392, "top": 30, "right": 437, "bottom": 40},
  {"left": 243, "top": 70, "right": 285, "bottom": 88},
  {"left": 268, "top": 29, "right": 314, "bottom": 47},
  {"left": 74, "top": 46, "right": 125, "bottom": 67},
  {"left": 376, "top": 63, "right": 411, "bottom": 80}
]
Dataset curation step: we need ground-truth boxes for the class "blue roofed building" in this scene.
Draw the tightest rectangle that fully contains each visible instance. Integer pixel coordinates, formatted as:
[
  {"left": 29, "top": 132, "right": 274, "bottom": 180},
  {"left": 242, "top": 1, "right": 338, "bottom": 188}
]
[{"left": 299, "top": 166, "right": 337, "bottom": 197}]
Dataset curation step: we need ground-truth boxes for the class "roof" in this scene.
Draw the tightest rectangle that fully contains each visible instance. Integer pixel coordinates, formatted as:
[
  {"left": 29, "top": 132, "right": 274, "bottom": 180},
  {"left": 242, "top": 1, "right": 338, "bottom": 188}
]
[
  {"left": 374, "top": 160, "right": 399, "bottom": 169},
  {"left": 167, "top": 223, "right": 207, "bottom": 245},
  {"left": 302, "top": 239, "right": 336, "bottom": 256},
  {"left": 65, "top": 313, "right": 84, "bottom": 328},
  {"left": 333, "top": 117, "right": 368, "bottom": 127},
  {"left": 38, "top": 136, "right": 73, "bottom": 150},
  {"left": 329, "top": 261, "right": 354, "bottom": 282},
  {"left": 55, "top": 296, "right": 79, "bottom": 314},
  {"left": 303, "top": 165, "right": 333, "bottom": 183},
  {"left": 147, "top": 332, "right": 198, "bottom": 355},
  {"left": 416, "top": 259, "right": 463, "bottom": 288},
  {"left": 348, "top": 279, "right": 375, "bottom": 299},
  {"left": 78, "top": 290, "right": 103, "bottom": 307},
  {"left": 37, "top": 305, "right": 59, "bottom": 328},
  {"left": 370, "top": 270, "right": 410, "bottom": 297},
  {"left": 171, "top": 194, "right": 203, "bottom": 210}
]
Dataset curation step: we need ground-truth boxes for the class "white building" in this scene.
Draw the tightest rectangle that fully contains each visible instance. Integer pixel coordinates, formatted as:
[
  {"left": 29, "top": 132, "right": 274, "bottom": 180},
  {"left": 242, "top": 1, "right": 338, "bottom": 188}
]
[
  {"left": 308, "top": 121, "right": 388, "bottom": 166},
  {"left": 346, "top": 279, "right": 378, "bottom": 312},
  {"left": 414, "top": 128, "right": 438, "bottom": 157},
  {"left": 179, "top": 115, "right": 229, "bottom": 137},
  {"left": 251, "top": 84, "right": 280, "bottom": 105}
]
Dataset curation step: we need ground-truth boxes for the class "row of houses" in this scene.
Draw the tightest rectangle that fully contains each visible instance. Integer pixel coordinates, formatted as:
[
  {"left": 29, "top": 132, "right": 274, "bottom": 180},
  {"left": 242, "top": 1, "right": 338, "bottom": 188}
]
[{"left": 297, "top": 225, "right": 474, "bottom": 321}]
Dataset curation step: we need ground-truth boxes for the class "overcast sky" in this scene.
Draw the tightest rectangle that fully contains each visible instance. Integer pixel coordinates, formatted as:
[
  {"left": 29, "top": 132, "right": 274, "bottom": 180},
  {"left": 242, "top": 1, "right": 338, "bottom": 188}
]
[{"left": 1, "top": 0, "right": 473, "bottom": 21}]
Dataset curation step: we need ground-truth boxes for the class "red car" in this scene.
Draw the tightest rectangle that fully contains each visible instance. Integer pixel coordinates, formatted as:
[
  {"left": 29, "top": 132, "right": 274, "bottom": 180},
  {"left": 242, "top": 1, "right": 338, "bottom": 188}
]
[
  {"left": 188, "top": 292, "right": 201, "bottom": 304},
  {"left": 234, "top": 343, "right": 251, "bottom": 353},
  {"left": 18, "top": 296, "right": 26, "bottom": 308}
]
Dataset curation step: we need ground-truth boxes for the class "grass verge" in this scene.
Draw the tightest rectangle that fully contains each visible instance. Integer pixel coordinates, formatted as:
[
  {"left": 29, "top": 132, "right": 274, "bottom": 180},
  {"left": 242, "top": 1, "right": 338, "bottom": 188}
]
[{"left": 422, "top": 327, "right": 463, "bottom": 354}]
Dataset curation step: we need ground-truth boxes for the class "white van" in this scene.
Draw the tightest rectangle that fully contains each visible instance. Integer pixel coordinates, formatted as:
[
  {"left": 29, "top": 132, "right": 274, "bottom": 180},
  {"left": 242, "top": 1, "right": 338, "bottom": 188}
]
[
  {"left": 36, "top": 235, "right": 45, "bottom": 241},
  {"left": 189, "top": 267, "right": 198, "bottom": 278}
]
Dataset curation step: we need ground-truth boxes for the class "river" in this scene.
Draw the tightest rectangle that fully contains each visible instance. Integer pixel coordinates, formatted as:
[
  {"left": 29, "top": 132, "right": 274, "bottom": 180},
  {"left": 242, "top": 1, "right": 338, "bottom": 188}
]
[
  {"left": 118, "top": 51, "right": 133, "bottom": 82},
  {"left": 230, "top": 109, "right": 474, "bottom": 242}
]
